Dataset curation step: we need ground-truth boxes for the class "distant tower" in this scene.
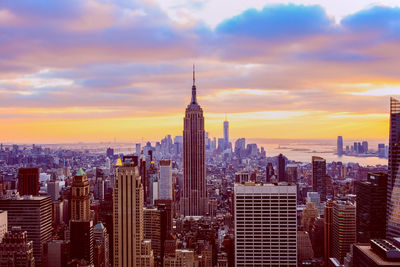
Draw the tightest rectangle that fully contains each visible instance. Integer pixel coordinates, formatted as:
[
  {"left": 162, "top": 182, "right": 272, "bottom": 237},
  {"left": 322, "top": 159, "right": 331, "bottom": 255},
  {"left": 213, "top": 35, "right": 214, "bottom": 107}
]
[
  {"left": 71, "top": 168, "right": 90, "bottom": 221},
  {"left": 224, "top": 115, "right": 229, "bottom": 149},
  {"left": 337, "top": 136, "right": 343, "bottom": 156},
  {"left": 277, "top": 154, "right": 286, "bottom": 182},
  {"left": 17, "top": 168, "right": 39, "bottom": 196},
  {"left": 181, "top": 66, "right": 208, "bottom": 216},
  {"left": 312, "top": 156, "right": 327, "bottom": 201},
  {"left": 387, "top": 97, "right": 400, "bottom": 239}
]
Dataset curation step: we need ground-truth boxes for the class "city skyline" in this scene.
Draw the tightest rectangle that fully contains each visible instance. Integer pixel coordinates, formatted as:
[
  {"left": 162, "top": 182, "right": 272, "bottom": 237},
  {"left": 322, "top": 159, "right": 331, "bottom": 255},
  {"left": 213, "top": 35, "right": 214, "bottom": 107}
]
[{"left": 0, "top": 1, "right": 399, "bottom": 142}]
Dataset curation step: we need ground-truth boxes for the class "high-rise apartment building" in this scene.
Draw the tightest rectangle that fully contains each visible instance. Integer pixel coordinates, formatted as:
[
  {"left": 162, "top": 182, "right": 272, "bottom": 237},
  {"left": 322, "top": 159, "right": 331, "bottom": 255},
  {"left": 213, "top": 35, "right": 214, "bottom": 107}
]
[
  {"left": 234, "top": 182, "right": 297, "bottom": 266},
  {"left": 159, "top": 160, "right": 173, "bottom": 200},
  {"left": 181, "top": 69, "right": 208, "bottom": 216},
  {"left": 337, "top": 136, "right": 343, "bottom": 155},
  {"left": 71, "top": 168, "right": 90, "bottom": 221},
  {"left": 0, "top": 226, "right": 35, "bottom": 266},
  {"left": 387, "top": 97, "right": 400, "bottom": 239},
  {"left": 17, "top": 168, "right": 39, "bottom": 196},
  {"left": 0, "top": 195, "right": 52, "bottom": 267},
  {"left": 312, "top": 156, "right": 327, "bottom": 201},
  {"left": 355, "top": 172, "right": 387, "bottom": 243},
  {"left": 113, "top": 156, "right": 154, "bottom": 267},
  {"left": 332, "top": 200, "right": 356, "bottom": 263}
]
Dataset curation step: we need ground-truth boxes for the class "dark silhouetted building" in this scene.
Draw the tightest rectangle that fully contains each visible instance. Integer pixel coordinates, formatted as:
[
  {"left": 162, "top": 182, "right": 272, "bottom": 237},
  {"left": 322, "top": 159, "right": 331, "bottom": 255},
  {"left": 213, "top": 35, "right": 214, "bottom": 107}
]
[
  {"left": 352, "top": 239, "right": 400, "bottom": 266},
  {"left": 266, "top": 162, "right": 274, "bottom": 183},
  {"left": 70, "top": 220, "right": 93, "bottom": 265},
  {"left": 277, "top": 154, "right": 286, "bottom": 182},
  {"left": 337, "top": 136, "right": 343, "bottom": 156},
  {"left": 355, "top": 172, "right": 388, "bottom": 243},
  {"left": 17, "top": 168, "right": 39, "bottom": 196},
  {"left": 387, "top": 97, "right": 400, "bottom": 239},
  {"left": 312, "top": 156, "right": 327, "bottom": 201}
]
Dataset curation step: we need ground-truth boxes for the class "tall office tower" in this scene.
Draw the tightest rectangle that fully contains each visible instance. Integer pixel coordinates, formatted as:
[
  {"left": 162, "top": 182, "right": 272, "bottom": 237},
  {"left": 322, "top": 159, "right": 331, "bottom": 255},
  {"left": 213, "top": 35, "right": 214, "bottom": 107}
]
[
  {"left": 94, "top": 177, "right": 105, "bottom": 201},
  {"left": 144, "top": 208, "right": 166, "bottom": 267},
  {"left": 106, "top": 147, "right": 114, "bottom": 158},
  {"left": 234, "top": 183, "right": 297, "bottom": 266},
  {"left": 159, "top": 160, "right": 173, "bottom": 200},
  {"left": 140, "top": 151, "right": 148, "bottom": 206},
  {"left": 312, "top": 156, "right": 327, "bottom": 201},
  {"left": 277, "top": 154, "right": 286, "bottom": 182},
  {"left": 355, "top": 172, "right": 387, "bottom": 243},
  {"left": 71, "top": 168, "right": 90, "bottom": 221},
  {"left": 0, "top": 195, "right": 52, "bottom": 267},
  {"left": 154, "top": 199, "right": 173, "bottom": 235},
  {"left": 0, "top": 211, "right": 7, "bottom": 242},
  {"left": 387, "top": 97, "right": 400, "bottom": 239},
  {"left": 223, "top": 118, "right": 229, "bottom": 149},
  {"left": 94, "top": 222, "right": 109, "bottom": 267},
  {"left": 47, "top": 180, "right": 60, "bottom": 201},
  {"left": 113, "top": 156, "right": 154, "bottom": 267},
  {"left": 0, "top": 226, "right": 35, "bottom": 266},
  {"left": 148, "top": 162, "right": 158, "bottom": 205},
  {"left": 181, "top": 69, "right": 208, "bottom": 216},
  {"left": 43, "top": 239, "right": 70, "bottom": 267},
  {"left": 266, "top": 162, "right": 274, "bottom": 183},
  {"left": 70, "top": 220, "right": 94, "bottom": 265},
  {"left": 286, "top": 164, "right": 298, "bottom": 183},
  {"left": 324, "top": 201, "right": 334, "bottom": 266},
  {"left": 17, "top": 168, "right": 39, "bottom": 196},
  {"left": 332, "top": 201, "right": 356, "bottom": 263},
  {"left": 337, "top": 136, "right": 343, "bottom": 155}
]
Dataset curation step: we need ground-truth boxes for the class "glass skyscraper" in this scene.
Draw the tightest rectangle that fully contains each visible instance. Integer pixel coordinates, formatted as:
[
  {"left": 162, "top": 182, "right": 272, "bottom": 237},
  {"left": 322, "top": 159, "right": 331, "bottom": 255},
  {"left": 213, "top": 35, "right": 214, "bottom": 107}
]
[{"left": 387, "top": 97, "right": 400, "bottom": 239}]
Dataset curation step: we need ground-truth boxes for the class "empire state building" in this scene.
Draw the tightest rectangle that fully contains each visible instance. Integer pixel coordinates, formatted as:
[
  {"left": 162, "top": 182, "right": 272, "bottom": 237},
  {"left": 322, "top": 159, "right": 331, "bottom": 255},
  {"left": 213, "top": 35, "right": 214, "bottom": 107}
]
[{"left": 181, "top": 68, "right": 208, "bottom": 216}]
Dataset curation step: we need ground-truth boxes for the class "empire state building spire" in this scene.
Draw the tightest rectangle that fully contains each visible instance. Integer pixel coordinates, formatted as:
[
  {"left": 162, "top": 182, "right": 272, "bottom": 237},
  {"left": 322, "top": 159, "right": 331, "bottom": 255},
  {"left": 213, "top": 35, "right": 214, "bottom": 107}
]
[{"left": 191, "top": 64, "right": 197, "bottom": 104}]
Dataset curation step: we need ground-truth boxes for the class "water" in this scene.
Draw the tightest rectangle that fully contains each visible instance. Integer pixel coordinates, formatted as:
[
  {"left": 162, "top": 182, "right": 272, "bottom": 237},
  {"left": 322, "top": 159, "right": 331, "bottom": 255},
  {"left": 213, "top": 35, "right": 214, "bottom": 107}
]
[{"left": 250, "top": 138, "right": 388, "bottom": 166}]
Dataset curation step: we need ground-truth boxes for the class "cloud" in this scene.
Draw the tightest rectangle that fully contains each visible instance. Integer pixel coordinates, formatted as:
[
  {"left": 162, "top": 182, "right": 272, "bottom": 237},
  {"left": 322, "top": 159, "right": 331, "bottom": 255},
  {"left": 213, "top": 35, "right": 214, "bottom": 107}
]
[{"left": 216, "top": 4, "right": 334, "bottom": 40}]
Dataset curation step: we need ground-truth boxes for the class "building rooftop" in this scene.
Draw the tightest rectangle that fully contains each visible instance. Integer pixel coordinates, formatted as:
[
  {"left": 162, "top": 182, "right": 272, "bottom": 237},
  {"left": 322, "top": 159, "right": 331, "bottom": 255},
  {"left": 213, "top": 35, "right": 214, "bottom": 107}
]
[{"left": 354, "top": 243, "right": 400, "bottom": 265}]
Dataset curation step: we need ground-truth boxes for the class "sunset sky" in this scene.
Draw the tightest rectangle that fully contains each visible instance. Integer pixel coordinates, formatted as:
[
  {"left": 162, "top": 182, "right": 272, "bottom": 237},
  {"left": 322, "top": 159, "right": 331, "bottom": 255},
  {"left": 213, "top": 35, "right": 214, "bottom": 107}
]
[{"left": 1, "top": 0, "right": 399, "bottom": 143}]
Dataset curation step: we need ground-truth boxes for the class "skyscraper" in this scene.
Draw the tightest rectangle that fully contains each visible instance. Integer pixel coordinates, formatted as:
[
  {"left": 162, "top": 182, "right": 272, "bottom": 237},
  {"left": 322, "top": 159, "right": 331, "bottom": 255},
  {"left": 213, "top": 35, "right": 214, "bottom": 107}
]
[
  {"left": 17, "top": 168, "right": 39, "bottom": 196},
  {"left": 277, "top": 154, "right": 286, "bottom": 182},
  {"left": 265, "top": 162, "right": 274, "bottom": 183},
  {"left": 332, "top": 201, "right": 356, "bottom": 263},
  {"left": 223, "top": 117, "right": 229, "bottom": 149},
  {"left": 181, "top": 68, "right": 208, "bottom": 216},
  {"left": 70, "top": 220, "right": 94, "bottom": 265},
  {"left": 0, "top": 195, "right": 52, "bottom": 267},
  {"left": 159, "top": 160, "right": 173, "bottom": 200},
  {"left": 324, "top": 201, "right": 334, "bottom": 265},
  {"left": 71, "top": 168, "right": 90, "bottom": 221},
  {"left": 337, "top": 136, "right": 343, "bottom": 155},
  {"left": 94, "top": 222, "right": 110, "bottom": 267},
  {"left": 355, "top": 172, "right": 387, "bottom": 243},
  {"left": 387, "top": 97, "right": 400, "bottom": 239},
  {"left": 312, "top": 156, "right": 327, "bottom": 201},
  {"left": 234, "top": 182, "right": 297, "bottom": 266},
  {"left": 113, "top": 156, "right": 154, "bottom": 267}
]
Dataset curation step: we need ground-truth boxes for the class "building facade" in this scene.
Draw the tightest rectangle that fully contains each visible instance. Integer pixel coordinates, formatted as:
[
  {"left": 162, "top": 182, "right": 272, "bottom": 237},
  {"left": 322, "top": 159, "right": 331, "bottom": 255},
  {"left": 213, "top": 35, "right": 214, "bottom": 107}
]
[
  {"left": 71, "top": 168, "right": 90, "bottom": 221},
  {"left": 312, "top": 156, "right": 327, "bottom": 201},
  {"left": 234, "top": 183, "right": 297, "bottom": 266},
  {"left": 17, "top": 168, "right": 39, "bottom": 196}
]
